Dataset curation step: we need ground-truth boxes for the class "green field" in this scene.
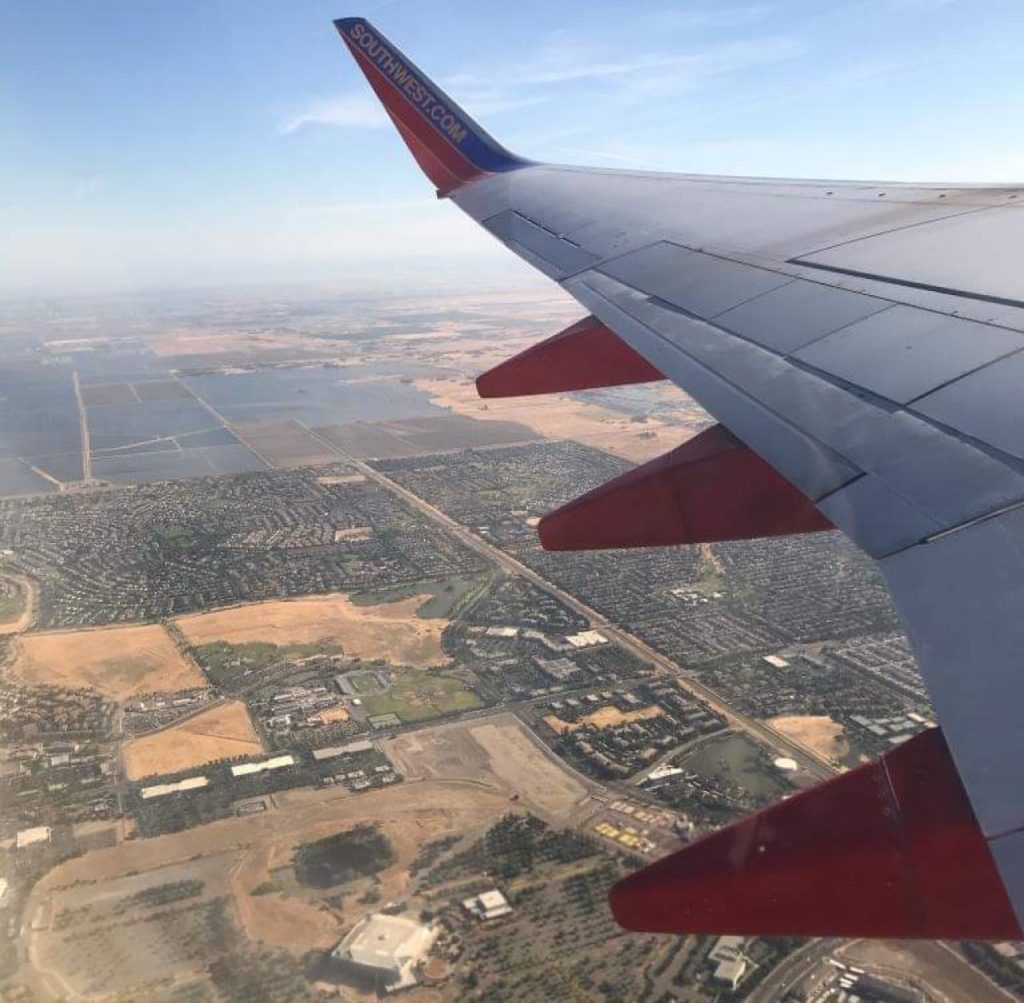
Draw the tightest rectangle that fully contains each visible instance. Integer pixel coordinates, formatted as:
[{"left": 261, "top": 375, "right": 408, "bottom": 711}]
[
  {"left": 361, "top": 670, "right": 484, "bottom": 724},
  {"left": 0, "top": 583, "right": 24, "bottom": 625},
  {"left": 192, "top": 639, "right": 338, "bottom": 687}
]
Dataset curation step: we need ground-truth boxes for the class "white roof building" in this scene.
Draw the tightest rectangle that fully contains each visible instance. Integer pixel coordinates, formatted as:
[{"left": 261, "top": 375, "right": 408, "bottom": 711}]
[
  {"left": 714, "top": 958, "right": 747, "bottom": 989},
  {"left": 708, "top": 935, "right": 748, "bottom": 989},
  {"left": 565, "top": 630, "right": 607, "bottom": 649},
  {"left": 333, "top": 913, "right": 436, "bottom": 992},
  {"left": 16, "top": 826, "right": 52, "bottom": 849},
  {"left": 230, "top": 755, "right": 295, "bottom": 777},
  {"left": 140, "top": 776, "right": 209, "bottom": 799},
  {"left": 462, "top": 889, "right": 512, "bottom": 921}
]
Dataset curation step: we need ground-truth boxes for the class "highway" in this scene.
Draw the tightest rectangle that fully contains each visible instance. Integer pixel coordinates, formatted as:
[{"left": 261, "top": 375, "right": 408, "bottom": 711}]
[{"left": 326, "top": 441, "right": 835, "bottom": 784}]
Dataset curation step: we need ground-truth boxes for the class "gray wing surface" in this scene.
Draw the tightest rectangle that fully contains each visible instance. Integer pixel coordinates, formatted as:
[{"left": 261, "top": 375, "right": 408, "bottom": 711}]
[
  {"left": 333, "top": 14, "right": 1024, "bottom": 928},
  {"left": 452, "top": 165, "right": 1024, "bottom": 917}
]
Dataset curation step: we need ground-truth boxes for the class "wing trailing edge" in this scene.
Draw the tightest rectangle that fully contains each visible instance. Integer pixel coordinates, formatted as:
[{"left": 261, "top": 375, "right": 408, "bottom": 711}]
[{"left": 612, "top": 728, "right": 1022, "bottom": 940}]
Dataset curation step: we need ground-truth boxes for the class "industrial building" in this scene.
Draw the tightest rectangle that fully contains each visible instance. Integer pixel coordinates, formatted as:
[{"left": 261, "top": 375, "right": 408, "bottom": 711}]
[{"left": 333, "top": 913, "right": 437, "bottom": 992}]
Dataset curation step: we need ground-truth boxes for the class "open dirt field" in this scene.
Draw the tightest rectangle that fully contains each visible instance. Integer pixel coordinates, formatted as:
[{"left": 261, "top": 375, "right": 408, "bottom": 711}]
[
  {"left": 385, "top": 713, "right": 590, "bottom": 824},
  {"left": 7, "top": 622, "right": 206, "bottom": 699},
  {"left": 122, "top": 700, "right": 262, "bottom": 780},
  {"left": 413, "top": 375, "right": 706, "bottom": 463},
  {"left": 767, "top": 714, "right": 849, "bottom": 764},
  {"left": 26, "top": 777, "right": 515, "bottom": 988},
  {"left": 544, "top": 704, "right": 662, "bottom": 735},
  {"left": 175, "top": 592, "right": 450, "bottom": 668}
]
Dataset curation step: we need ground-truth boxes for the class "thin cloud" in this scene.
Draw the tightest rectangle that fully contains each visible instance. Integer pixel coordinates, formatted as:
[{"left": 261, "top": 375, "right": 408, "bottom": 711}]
[
  {"left": 280, "top": 91, "right": 388, "bottom": 133},
  {"left": 285, "top": 199, "right": 435, "bottom": 218},
  {"left": 447, "top": 32, "right": 802, "bottom": 90},
  {"left": 73, "top": 175, "right": 106, "bottom": 199}
]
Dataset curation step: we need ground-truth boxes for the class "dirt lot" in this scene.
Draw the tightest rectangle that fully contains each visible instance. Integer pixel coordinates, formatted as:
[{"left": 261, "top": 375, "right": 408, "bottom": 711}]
[
  {"left": 544, "top": 704, "right": 662, "bottom": 735},
  {"left": 230, "top": 417, "right": 341, "bottom": 468},
  {"left": 768, "top": 714, "right": 849, "bottom": 764},
  {"left": 7, "top": 623, "right": 206, "bottom": 699},
  {"left": 414, "top": 374, "right": 706, "bottom": 463},
  {"left": 385, "top": 713, "right": 591, "bottom": 824},
  {"left": 26, "top": 777, "right": 515, "bottom": 992},
  {"left": 175, "top": 592, "right": 450, "bottom": 668},
  {"left": 122, "top": 700, "right": 262, "bottom": 780}
]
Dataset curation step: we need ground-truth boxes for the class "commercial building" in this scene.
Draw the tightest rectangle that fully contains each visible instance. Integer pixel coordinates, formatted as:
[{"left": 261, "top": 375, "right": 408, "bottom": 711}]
[
  {"left": 333, "top": 913, "right": 436, "bottom": 992},
  {"left": 462, "top": 889, "right": 512, "bottom": 921},
  {"left": 230, "top": 755, "right": 294, "bottom": 778},
  {"left": 140, "top": 776, "right": 209, "bottom": 799},
  {"left": 708, "top": 935, "right": 748, "bottom": 990},
  {"left": 312, "top": 739, "right": 375, "bottom": 761}
]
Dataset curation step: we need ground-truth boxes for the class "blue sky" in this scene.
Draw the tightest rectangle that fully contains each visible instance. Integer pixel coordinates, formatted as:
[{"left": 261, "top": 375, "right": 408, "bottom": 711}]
[{"left": 2, "top": 0, "right": 1022, "bottom": 295}]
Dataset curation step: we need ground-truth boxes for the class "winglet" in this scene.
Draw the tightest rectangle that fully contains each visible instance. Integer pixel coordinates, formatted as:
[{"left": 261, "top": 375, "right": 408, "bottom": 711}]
[{"left": 334, "top": 17, "right": 528, "bottom": 194}]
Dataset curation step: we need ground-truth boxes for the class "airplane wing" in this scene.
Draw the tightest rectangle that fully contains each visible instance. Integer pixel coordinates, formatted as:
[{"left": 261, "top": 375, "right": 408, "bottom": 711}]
[{"left": 335, "top": 16, "right": 1024, "bottom": 940}]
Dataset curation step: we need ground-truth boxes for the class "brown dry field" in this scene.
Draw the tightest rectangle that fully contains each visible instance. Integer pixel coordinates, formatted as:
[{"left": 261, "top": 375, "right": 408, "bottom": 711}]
[
  {"left": 175, "top": 592, "right": 450, "bottom": 668},
  {"left": 768, "top": 714, "right": 849, "bottom": 763},
  {"left": 230, "top": 417, "right": 340, "bottom": 468},
  {"left": 544, "top": 704, "right": 662, "bottom": 736},
  {"left": 145, "top": 328, "right": 343, "bottom": 358},
  {"left": 314, "top": 704, "right": 350, "bottom": 724},
  {"left": 7, "top": 622, "right": 206, "bottom": 700},
  {"left": 122, "top": 700, "right": 262, "bottom": 780},
  {"left": 28, "top": 777, "right": 515, "bottom": 969},
  {"left": 414, "top": 374, "right": 706, "bottom": 463}
]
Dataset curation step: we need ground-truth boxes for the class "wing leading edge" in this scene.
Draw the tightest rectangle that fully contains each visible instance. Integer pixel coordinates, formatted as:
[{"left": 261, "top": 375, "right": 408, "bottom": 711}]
[{"left": 335, "top": 16, "right": 1024, "bottom": 939}]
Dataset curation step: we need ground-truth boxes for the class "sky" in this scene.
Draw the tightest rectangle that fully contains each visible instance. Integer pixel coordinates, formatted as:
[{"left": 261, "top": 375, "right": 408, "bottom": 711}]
[{"left": 2, "top": 0, "right": 1023, "bottom": 296}]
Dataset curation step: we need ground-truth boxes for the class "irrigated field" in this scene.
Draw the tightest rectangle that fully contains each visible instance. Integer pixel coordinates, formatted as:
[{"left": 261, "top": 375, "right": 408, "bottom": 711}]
[
  {"left": 122, "top": 700, "right": 262, "bottom": 780},
  {"left": 175, "top": 592, "right": 450, "bottom": 668},
  {"left": 8, "top": 622, "right": 206, "bottom": 699}
]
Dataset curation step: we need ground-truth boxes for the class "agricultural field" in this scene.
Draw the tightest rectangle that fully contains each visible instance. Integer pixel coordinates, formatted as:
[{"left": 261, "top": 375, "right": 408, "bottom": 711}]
[
  {"left": 176, "top": 592, "right": 450, "bottom": 668},
  {"left": 122, "top": 700, "right": 262, "bottom": 780},
  {"left": 412, "top": 374, "right": 705, "bottom": 463},
  {"left": 8, "top": 622, "right": 206, "bottom": 700},
  {"left": 229, "top": 417, "right": 340, "bottom": 469}
]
